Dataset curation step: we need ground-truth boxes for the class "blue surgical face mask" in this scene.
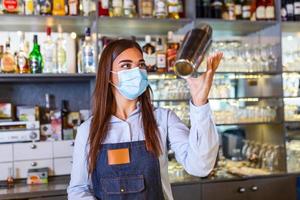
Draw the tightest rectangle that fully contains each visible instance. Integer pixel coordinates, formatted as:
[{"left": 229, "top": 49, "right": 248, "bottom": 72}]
[{"left": 111, "top": 67, "right": 149, "bottom": 100}]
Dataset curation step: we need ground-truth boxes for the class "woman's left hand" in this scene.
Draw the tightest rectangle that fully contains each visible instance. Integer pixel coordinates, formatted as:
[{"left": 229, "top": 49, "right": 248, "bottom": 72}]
[{"left": 187, "top": 52, "right": 223, "bottom": 106}]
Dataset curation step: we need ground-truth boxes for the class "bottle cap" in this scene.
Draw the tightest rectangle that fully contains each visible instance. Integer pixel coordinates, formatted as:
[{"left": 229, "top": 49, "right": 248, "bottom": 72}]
[
  {"left": 33, "top": 35, "right": 38, "bottom": 44},
  {"left": 46, "top": 27, "right": 52, "bottom": 36},
  {"left": 85, "top": 27, "right": 91, "bottom": 36}
]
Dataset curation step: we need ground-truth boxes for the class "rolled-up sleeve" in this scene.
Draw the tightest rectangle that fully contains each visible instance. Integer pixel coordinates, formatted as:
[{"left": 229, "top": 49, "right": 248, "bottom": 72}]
[
  {"left": 167, "top": 101, "right": 219, "bottom": 177},
  {"left": 67, "top": 121, "right": 96, "bottom": 200}
]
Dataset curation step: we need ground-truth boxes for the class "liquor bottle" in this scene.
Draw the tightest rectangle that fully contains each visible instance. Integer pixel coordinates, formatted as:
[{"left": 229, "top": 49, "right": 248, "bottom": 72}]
[
  {"left": 234, "top": 0, "right": 242, "bottom": 19},
  {"left": 0, "top": 45, "right": 3, "bottom": 72},
  {"left": 82, "top": 0, "right": 91, "bottom": 16},
  {"left": 82, "top": 27, "right": 96, "bottom": 73},
  {"left": 281, "top": 0, "right": 288, "bottom": 21},
  {"left": 43, "top": 27, "right": 57, "bottom": 73},
  {"left": 1, "top": 38, "right": 17, "bottom": 73},
  {"left": 211, "top": 0, "right": 223, "bottom": 18},
  {"left": 167, "top": 0, "right": 179, "bottom": 19},
  {"left": 69, "top": 0, "right": 79, "bottom": 15},
  {"left": 156, "top": 37, "right": 167, "bottom": 73},
  {"left": 241, "top": 0, "right": 251, "bottom": 19},
  {"left": 139, "top": 0, "right": 153, "bottom": 17},
  {"left": 41, "top": 93, "right": 52, "bottom": 124},
  {"left": 154, "top": 0, "right": 167, "bottom": 18},
  {"left": 56, "top": 26, "right": 67, "bottom": 73},
  {"left": 3, "top": 0, "right": 20, "bottom": 13},
  {"left": 52, "top": 0, "right": 66, "bottom": 15},
  {"left": 77, "top": 38, "right": 84, "bottom": 73},
  {"left": 34, "top": 0, "right": 40, "bottom": 14},
  {"left": 24, "top": 0, "right": 34, "bottom": 14},
  {"left": 29, "top": 35, "right": 43, "bottom": 74},
  {"left": 178, "top": 0, "right": 184, "bottom": 18},
  {"left": 109, "top": 0, "right": 123, "bottom": 16},
  {"left": 17, "top": 32, "right": 30, "bottom": 74},
  {"left": 123, "top": 0, "right": 136, "bottom": 17},
  {"left": 265, "top": 0, "right": 275, "bottom": 20},
  {"left": 225, "top": 0, "right": 235, "bottom": 20},
  {"left": 256, "top": 0, "right": 266, "bottom": 20},
  {"left": 294, "top": 0, "right": 300, "bottom": 20},
  {"left": 98, "top": 0, "right": 109, "bottom": 15},
  {"left": 166, "top": 31, "right": 179, "bottom": 72},
  {"left": 287, "top": 0, "right": 294, "bottom": 20},
  {"left": 61, "top": 100, "right": 70, "bottom": 140},
  {"left": 39, "top": 0, "right": 52, "bottom": 15},
  {"left": 143, "top": 35, "right": 156, "bottom": 72},
  {"left": 202, "top": 0, "right": 211, "bottom": 17}
]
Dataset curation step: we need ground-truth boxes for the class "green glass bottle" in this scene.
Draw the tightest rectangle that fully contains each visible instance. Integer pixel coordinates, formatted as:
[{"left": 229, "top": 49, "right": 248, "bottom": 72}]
[{"left": 29, "top": 35, "right": 43, "bottom": 74}]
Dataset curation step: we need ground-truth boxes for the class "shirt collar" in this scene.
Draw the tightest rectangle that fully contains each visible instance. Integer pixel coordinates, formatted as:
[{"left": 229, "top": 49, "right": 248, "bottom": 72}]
[{"left": 110, "top": 102, "right": 141, "bottom": 123}]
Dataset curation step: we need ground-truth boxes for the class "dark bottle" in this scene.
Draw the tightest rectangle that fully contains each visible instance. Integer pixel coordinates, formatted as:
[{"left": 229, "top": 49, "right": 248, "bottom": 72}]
[
  {"left": 281, "top": 0, "right": 288, "bottom": 20},
  {"left": 29, "top": 35, "right": 43, "bottom": 74},
  {"left": 287, "top": 0, "right": 294, "bottom": 20},
  {"left": 234, "top": 0, "right": 242, "bottom": 19},
  {"left": 256, "top": 0, "right": 266, "bottom": 20},
  {"left": 294, "top": 0, "right": 300, "bottom": 20},
  {"left": 211, "top": 0, "right": 223, "bottom": 18},
  {"left": 61, "top": 100, "right": 70, "bottom": 140},
  {"left": 241, "top": 0, "right": 251, "bottom": 19},
  {"left": 196, "top": 0, "right": 203, "bottom": 17},
  {"left": 266, "top": 0, "right": 275, "bottom": 20},
  {"left": 202, "top": 0, "right": 212, "bottom": 17}
]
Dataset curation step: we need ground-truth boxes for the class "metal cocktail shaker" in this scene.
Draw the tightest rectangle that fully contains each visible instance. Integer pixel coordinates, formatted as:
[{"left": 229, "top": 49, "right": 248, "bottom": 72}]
[{"left": 174, "top": 24, "right": 213, "bottom": 78}]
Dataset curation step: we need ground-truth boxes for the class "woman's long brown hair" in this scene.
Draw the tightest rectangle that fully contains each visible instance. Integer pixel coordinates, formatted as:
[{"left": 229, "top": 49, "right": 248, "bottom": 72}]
[{"left": 88, "top": 39, "right": 162, "bottom": 175}]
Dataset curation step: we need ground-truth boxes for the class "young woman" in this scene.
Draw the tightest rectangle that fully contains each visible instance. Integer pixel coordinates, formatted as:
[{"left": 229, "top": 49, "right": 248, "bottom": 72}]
[{"left": 67, "top": 39, "right": 223, "bottom": 200}]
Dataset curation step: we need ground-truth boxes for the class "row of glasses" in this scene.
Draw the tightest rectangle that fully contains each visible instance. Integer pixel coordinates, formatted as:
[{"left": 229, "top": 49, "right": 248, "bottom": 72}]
[
  {"left": 283, "top": 73, "right": 300, "bottom": 97},
  {"left": 198, "top": 40, "right": 279, "bottom": 73},
  {"left": 286, "top": 140, "right": 300, "bottom": 173},
  {"left": 282, "top": 36, "right": 300, "bottom": 72}
]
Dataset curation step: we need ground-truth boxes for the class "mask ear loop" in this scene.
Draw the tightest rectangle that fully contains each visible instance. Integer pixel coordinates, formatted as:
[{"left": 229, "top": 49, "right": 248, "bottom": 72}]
[{"left": 109, "top": 71, "right": 119, "bottom": 88}]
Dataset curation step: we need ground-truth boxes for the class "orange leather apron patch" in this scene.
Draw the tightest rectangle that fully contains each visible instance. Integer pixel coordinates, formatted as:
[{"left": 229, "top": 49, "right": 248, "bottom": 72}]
[{"left": 107, "top": 148, "right": 130, "bottom": 165}]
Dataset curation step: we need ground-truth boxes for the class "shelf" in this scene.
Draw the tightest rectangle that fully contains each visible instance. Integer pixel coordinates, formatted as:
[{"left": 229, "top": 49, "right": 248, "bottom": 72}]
[
  {"left": 282, "top": 21, "right": 300, "bottom": 32},
  {"left": 216, "top": 121, "right": 282, "bottom": 126},
  {"left": 0, "top": 73, "right": 96, "bottom": 82},
  {"left": 0, "top": 15, "right": 95, "bottom": 32},
  {"left": 98, "top": 17, "right": 192, "bottom": 36},
  {"left": 195, "top": 19, "right": 278, "bottom": 36},
  {"left": 152, "top": 96, "right": 283, "bottom": 102},
  {"left": 283, "top": 71, "right": 300, "bottom": 73}
]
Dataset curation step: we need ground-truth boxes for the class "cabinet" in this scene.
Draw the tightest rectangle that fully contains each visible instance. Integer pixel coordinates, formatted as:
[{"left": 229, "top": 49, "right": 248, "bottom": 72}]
[
  {"left": 201, "top": 175, "right": 297, "bottom": 200},
  {"left": 0, "top": 144, "right": 13, "bottom": 162},
  {"left": 14, "top": 159, "right": 54, "bottom": 179},
  {"left": 13, "top": 142, "right": 53, "bottom": 161}
]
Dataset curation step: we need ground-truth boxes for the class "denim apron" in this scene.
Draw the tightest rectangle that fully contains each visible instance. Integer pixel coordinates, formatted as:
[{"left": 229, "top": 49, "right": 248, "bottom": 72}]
[{"left": 92, "top": 140, "right": 165, "bottom": 200}]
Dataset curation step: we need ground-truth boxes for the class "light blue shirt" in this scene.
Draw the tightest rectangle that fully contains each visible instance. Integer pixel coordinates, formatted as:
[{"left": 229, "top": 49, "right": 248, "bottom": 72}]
[{"left": 67, "top": 102, "right": 219, "bottom": 200}]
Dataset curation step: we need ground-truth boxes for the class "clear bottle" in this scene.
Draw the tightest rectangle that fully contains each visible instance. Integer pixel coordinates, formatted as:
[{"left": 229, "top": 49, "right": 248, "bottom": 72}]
[
  {"left": 99, "top": 0, "right": 109, "bottom": 16},
  {"left": 17, "top": 32, "right": 30, "bottom": 74},
  {"left": 82, "top": 0, "right": 91, "bottom": 16},
  {"left": 139, "top": 0, "right": 153, "bottom": 17},
  {"left": 1, "top": 38, "right": 17, "bottom": 73},
  {"left": 154, "top": 0, "right": 168, "bottom": 18},
  {"left": 29, "top": 35, "right": 43, "bottom": 74},
  {"left": 109, "top": 0, "right": 123, "bottom": 16},
  {"left": 24, "top": 0, "right": 34, "bottom": 14},
  {"left": 156, "top": 37, "right": 167, "bottom": 73},
  {"left": 56, "top": 26, "right": 67, "bottom": 73},
  {"left": 123, "top": 0, "right": 136, "bottom": 17},
  {"left": 68, "top": 0, "right": 79, "bottom": 15},
  {"left": 167, "top": 0, "right": 179, "bottom": 19},
  {"left": 82, "top": 27, "right": 96, "bottom": 73},
  {"left": 77, "top": 38, "right": 84, "bottom": 73},
  {"left": 43, "top": 27, "right": 57, "bottom": 73}
]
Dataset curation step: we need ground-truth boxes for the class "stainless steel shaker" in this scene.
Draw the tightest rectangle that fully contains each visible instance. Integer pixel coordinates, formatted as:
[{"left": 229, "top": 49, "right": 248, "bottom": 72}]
[{"left": 174, "top": 24, "right": 213, "bottom": 78}]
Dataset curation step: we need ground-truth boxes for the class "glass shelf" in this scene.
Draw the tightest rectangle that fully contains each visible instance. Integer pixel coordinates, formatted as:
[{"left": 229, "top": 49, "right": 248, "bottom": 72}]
[
  {"left": 98, "top": 17, "right": 192, "bottom": 36},
  {"left": 195, "top": 19, "right": 278, "bottom": 36},
  {"left": 0, "top": 15, "right": 95, "bottom": 32},
  {"left": 152, "top": 97, "right": 283, "bottom": 102},
  {"left": 0, "top": 73, "right": 96, "bottom": 82},
  {"left": 282, "top": 21, "right": 300, "bottom": 33}
]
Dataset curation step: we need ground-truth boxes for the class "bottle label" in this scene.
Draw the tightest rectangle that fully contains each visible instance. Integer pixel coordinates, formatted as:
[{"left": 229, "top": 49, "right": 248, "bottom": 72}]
[
  {"left": 68, "top": 0, "right": 78, "bottom": 15},
  {"left": 281, "top": 7, "right": 287, "bottom": 18},
  {"left": 287, "top": 4, "right": 294, "bottom": 14},
  {"left": 112, "top": 0, "right": 122, "bottom": 7},
  {"left": 227, "top": 3, "right": 235, "bottom": 20},
  {"left": 30, "top": 58, "right": 41, "bottom": 73},
  {"left": 57, "top": 47, "right": 67, "bottom": 67},
  {"left": 3, "top": 0, "right": 18, "bottom": 12},
  {"left": 234, "top": 4, "right": 242, "bottom": 15},
  {"left": 294, "top": 2, "right": 300, "bottom": 15},
  {"left": 156, "top": 53, "right": 166, "bottom": 69},
  {"left": 143, "top": 52, "right": 156, "bottom": 67},
  {"left": 40, "top": 0, "right": 52, "bottom": 14},
  {"left": 18, "top": 55, "right": 27, "bottom": 69},
  {"left": 256, "top": 6, "right": 266, "bottom": 19},
  {"left": 124, "top": 0, "right": 133, "bottom": 9},
  {"left": 168, "top": 0, "right": 178, "bottom": 4},
  {"left": 242, "top": 5, "right": 251, "bottom": 18},
  {"left": 83, "top": 49, "right": 94, "bottom": 67},
  {"left": 142, "top": 2, "right": 152, "bottom": 15},
  {"left": 25, "top": 0, "right": 34, "bottom": 15},
  {"left": 168, "top": 5, "right": 178, "bottom": 13},
  {"left": 266, "top": 6, "right": 275, "bottom": 19},
  {"left": 156, "top": 1, "right": 166, "bottom": 13},
  {"left": 101, "top": 0, "right": 109, "bottom": 8}
]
